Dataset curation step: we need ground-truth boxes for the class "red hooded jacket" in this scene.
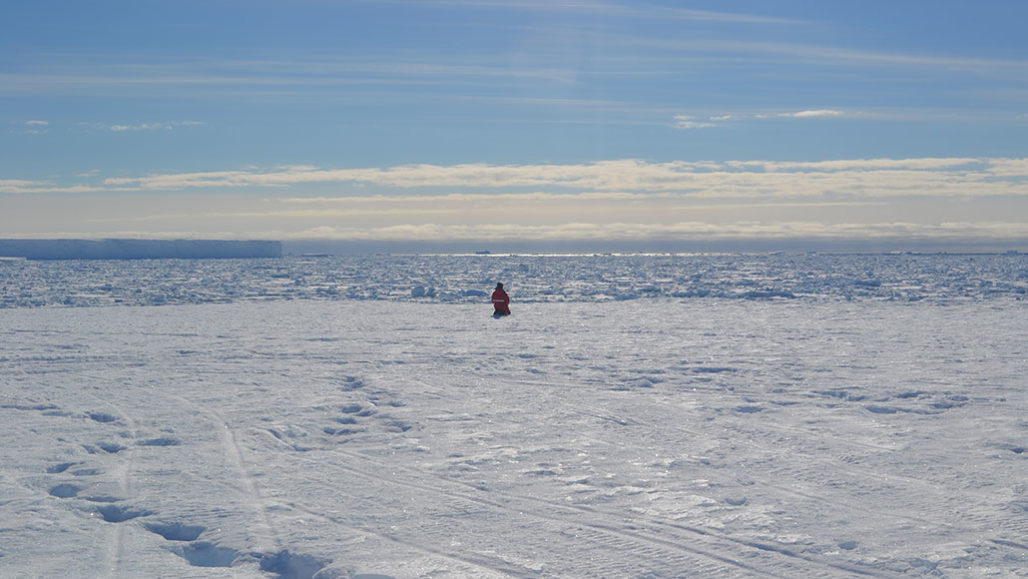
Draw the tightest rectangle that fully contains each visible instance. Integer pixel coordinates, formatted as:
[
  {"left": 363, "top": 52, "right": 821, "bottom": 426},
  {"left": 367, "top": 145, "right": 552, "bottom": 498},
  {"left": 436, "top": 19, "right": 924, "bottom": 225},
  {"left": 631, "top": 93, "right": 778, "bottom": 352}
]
[{"left": 491, "top": 286, "right": 511, "bottom": 315}]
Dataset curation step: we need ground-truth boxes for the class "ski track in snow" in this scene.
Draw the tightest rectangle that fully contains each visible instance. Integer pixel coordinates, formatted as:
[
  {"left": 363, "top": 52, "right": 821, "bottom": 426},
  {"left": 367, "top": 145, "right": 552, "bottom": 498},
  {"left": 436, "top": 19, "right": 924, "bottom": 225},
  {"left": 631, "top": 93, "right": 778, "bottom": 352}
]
[{"left": 1, "top": 254, "right": 1027, "bottom": 578}]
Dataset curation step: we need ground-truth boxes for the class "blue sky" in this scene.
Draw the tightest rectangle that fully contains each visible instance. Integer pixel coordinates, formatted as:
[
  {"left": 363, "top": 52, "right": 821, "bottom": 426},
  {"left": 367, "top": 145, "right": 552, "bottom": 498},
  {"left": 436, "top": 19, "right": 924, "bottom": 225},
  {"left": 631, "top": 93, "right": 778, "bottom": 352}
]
[{"left": 2, "top": 0, "right": 1027, "bottom": 249}]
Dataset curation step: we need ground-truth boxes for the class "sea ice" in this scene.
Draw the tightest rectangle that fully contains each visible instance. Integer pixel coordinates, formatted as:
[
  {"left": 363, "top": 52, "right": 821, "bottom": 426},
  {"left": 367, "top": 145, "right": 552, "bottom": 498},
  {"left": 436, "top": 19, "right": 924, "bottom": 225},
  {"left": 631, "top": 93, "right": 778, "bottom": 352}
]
[{"left": 1, "top": 291, "right": 1025, "bottom": 577}]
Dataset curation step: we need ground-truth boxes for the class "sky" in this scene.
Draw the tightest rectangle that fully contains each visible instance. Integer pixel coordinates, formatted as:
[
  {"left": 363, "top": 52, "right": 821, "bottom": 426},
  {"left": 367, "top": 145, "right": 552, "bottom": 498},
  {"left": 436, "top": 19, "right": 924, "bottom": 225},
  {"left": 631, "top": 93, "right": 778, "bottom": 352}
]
[{"left": 2, "top": 0, "right": 1027, "bottom": 251}]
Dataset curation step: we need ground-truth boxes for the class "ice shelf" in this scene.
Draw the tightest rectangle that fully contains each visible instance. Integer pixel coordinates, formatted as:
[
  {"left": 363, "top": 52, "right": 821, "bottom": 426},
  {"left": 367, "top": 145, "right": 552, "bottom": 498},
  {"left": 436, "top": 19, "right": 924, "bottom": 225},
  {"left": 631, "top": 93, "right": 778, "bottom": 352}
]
[{"left": 0, "top": 239, "right": 282, "bottom": 260}]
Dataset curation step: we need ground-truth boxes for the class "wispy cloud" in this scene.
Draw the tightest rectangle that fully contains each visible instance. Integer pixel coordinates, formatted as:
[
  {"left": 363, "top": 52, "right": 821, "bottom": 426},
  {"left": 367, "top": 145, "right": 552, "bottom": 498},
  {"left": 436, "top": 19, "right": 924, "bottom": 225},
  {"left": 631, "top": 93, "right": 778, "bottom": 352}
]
[
  {"left": 15, "top": 219, "right": 1027, "bottom": 244},
  {"left": 10, "top": 120, "right": 50, "bottom": 135},
  {"left": 374, "top": 0, "right": 802, "bottom": 25},
  {"left": 626, "top": 36, "right": 1028, "bottom": 75},
  {"left": 0, "top": 179, "right": 108, "bottom": 194},
  {"left": 672, "top": 116, "right": 717, "bottom": 129},
  {"left": 780, "top": 109, "right": 846, "bottom": 118},
  {"left": 8, "top": 26, "right": 1023, "bottom": 102},
  {"left": 674, "top": 109, "right": 867, "bottom": 129},
  {"left": 7, "top": 158, "right": 1027, "bottom": 244},
  {"left": 0, "top": 180, "right": 44, "bottom": 192},
  {"left": 96, "top": 157, "right": 1025, "bottom": 199},
  {"left": 81, "top": 121, "right": 205, "bottom": 132},
  {"left": 0, "top": 55, "right": 579, "bottom": 98},
  {"left": 279, "top": 221, "right": 1028, "bottom": 243},
  {"left": 8, "top": 156, "right": 1027, "bottom": 252}
]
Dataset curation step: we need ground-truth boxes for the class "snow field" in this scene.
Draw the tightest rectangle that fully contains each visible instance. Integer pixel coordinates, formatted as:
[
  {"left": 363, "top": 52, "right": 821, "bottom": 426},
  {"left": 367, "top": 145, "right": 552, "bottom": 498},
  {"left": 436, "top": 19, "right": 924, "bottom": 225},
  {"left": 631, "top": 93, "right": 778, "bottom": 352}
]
[{"left": 1, "top": 299, "right": 1026, "bottom": 577}]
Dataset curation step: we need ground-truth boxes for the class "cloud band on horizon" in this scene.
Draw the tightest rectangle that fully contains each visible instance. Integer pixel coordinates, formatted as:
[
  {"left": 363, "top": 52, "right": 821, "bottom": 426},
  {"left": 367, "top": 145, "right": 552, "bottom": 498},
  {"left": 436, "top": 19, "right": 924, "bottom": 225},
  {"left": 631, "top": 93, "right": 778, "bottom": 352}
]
[{"left": 3, "top": 157, "right": 1027, "bottom": 247}]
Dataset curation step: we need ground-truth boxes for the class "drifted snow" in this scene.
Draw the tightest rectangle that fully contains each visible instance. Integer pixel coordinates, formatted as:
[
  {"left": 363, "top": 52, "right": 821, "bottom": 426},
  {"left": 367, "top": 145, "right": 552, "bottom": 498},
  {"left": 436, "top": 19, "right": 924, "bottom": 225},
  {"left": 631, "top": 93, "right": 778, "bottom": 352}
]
[
  {"left": 1, "top": 254, "right": 1026, "bottom": 577},
  {"left": 2, "top": 298, "right": 1026, "bottom": 577}
]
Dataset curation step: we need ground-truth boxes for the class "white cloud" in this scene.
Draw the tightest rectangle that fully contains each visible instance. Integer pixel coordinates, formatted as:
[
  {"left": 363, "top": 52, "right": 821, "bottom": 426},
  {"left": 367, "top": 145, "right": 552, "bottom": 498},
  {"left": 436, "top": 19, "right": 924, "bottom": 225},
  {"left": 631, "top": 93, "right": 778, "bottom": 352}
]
[
  {"left": 0, "top": 180, "right": 108, "bottom": 194},
  {"left": 673, "top": 115, "right": 717, "bottom": 129},
  {"left": 0, "top": 179, "right": 44, "bottom": 192},
  {"left": 9, "top": 157, "right": 1027, "bottom": 246},
  {"left": 110, "top": 123, "right": 170, "bottom": 132},
  {"left": 96, "top": 157, "right": 1028, "bottom": 200},
  {"left": 983, "top": 158, "right": 1028, "bottom": 177},
  {"left": 780, "top": 109, "right": 845, "bottom": 118},
  {"left": 2, "top": 155, "right": 1013, "bottom": 202},
  {"left": 11, "top": 120, "right": 50, "bottom": 135},
  {"left": 82, "top": 121, "right": 205, "bottom": 132},
  {"left": 273, "top": 220, "right": 1028, "bottom": 243},
  {"left": 674, "top": 109, "right": 866, "bottom": 129}
]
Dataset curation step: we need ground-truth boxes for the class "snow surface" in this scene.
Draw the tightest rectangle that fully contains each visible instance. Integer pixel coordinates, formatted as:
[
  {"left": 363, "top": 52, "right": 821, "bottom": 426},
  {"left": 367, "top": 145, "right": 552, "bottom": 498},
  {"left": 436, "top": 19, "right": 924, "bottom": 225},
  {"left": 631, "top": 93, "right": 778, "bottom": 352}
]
[{"left": 1, "top": 254, "right": 1026, "bottom": 577}]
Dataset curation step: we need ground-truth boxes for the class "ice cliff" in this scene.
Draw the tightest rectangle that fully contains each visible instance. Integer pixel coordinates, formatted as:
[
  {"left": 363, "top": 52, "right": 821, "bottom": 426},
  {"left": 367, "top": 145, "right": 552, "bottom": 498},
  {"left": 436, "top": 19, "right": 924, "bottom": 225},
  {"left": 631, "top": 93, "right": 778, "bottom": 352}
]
[{"left": 0, "top": 239, "right": 282, "bottom": 260}]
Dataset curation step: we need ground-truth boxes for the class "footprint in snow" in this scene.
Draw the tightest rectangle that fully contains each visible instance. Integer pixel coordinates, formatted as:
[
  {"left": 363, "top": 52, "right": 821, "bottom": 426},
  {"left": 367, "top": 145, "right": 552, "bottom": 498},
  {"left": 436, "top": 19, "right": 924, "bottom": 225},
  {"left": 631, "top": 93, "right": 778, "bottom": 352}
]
[
  {"left": 383, "top": 420, "right": 413, "bottom": 432},
  {"left": 865, "top": 405, "right": 898, "bottom": 415},
  {"left": 323, "top": 427, "right": 363, "bottom": 437},
  {"left": 172, "top": 542, "right": 239, "bottom": 568},
  {"left": 734, "top": 405, "right": 764, "bottom": 414},
  {"left": 83, "top": 495, "right": 122, "bottom": 504},
  {"left": 47, "top": 462, "right": 102, "bottom": 477},
  {"left": 87, "top": 411, "right": 119, "bottom": 424},
  {"left": 137, "top": 437, "right": 182, "bottom": 447},
  {"left": 0, "top": 402, "right": 58, "bottom": 412},
  {"left": 259, "top": 550, "right": 330, "bottom": 578},
  {"left": 95, "top": 504, "right": 153, "bottom": 523},
  {"left": 144, "top": 521, "right": 205, "bottom": 542},
  {"left": 49, "top": 483, "right": 82, "bottom": 498},
  {"left": 339, "top": 376, "right": 365, "bottom": 391},
  {"left": 83, "top": 442, "right": 127, "bottom": 454}
]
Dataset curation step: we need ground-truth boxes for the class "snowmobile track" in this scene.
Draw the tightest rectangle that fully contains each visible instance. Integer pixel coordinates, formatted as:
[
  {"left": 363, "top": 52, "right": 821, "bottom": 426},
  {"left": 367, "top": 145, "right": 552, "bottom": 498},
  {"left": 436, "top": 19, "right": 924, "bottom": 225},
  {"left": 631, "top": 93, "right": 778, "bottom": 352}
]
[{"left": 270, "top": 434, "right": 876, "bottom": 577}]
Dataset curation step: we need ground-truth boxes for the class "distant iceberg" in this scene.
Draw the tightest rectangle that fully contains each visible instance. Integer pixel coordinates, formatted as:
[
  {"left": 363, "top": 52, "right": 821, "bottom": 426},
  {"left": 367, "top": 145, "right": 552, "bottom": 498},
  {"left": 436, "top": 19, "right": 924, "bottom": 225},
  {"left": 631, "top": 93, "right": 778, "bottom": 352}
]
[{"left": 0, "top": 239, "right": 282, "bottom": 260}]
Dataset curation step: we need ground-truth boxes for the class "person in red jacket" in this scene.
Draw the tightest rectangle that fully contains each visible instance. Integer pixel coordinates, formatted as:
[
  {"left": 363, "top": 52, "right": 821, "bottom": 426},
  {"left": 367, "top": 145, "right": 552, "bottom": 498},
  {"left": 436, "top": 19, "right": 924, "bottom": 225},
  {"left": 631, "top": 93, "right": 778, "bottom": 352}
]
[{"left": 491, "top": 282, "right": 511, "bottom": 316}]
